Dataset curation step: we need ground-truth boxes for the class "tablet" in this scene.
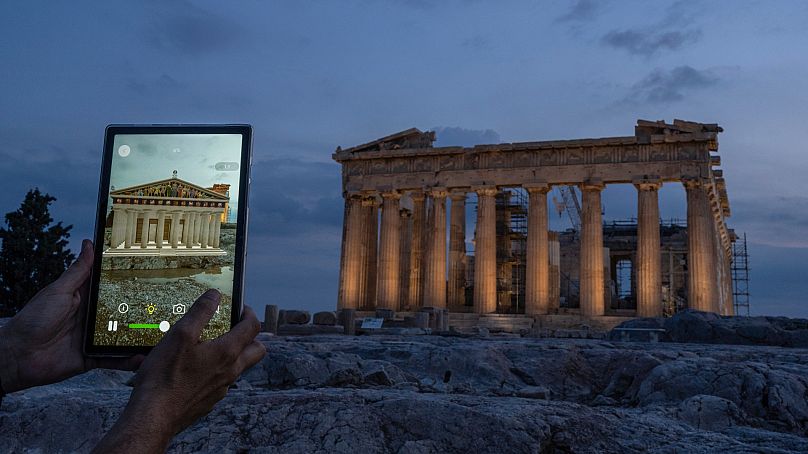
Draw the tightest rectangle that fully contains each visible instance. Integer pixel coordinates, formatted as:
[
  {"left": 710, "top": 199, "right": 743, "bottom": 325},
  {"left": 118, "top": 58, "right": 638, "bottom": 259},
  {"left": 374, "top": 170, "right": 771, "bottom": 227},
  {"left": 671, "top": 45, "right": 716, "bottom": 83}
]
[{"left": 84, "top": 125, "right": 252, "bottom": 356}]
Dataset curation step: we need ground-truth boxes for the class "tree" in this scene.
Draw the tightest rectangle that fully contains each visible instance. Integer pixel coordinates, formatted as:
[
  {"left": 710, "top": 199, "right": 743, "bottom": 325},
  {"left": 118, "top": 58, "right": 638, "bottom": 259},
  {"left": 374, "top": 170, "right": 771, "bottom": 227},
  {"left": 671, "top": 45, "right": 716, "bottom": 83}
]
[{"left": 0, "top": 189, "right": 75, "bottom": 315}]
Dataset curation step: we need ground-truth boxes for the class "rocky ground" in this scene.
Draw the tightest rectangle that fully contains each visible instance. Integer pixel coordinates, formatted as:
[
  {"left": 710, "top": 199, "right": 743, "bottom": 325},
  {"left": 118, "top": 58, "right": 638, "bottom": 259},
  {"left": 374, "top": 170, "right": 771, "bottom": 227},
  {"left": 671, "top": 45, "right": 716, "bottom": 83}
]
[{"left": 2, "top": 332, "right": 808, "bottom": 453}]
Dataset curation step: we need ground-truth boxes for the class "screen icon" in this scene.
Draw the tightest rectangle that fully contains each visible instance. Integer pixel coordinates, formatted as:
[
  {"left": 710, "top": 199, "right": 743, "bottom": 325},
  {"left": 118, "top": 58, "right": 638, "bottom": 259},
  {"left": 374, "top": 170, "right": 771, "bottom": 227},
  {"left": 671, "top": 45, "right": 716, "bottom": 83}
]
[
  {"left": 117, "top": 145, "right": 131, "bottom": 157},
  {"left": 146, "top": 304, "right": 156, "bottom": 315},
  {"left": 107, "top": 320, "right": 118, "bottom": 332},
  {"left": 159, "top": 320, "right": 170, "bottom": 332},
  {"left": 172, "top": 303, "right": 186, "bottom": 315},
  {"left": 118, "top": 303, "right": 129, "bottom": 314}
]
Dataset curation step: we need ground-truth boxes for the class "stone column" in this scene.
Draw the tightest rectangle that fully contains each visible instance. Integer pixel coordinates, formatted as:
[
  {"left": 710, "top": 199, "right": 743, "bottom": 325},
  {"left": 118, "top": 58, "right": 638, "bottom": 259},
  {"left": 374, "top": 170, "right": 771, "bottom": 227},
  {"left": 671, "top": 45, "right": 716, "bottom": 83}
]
[
  {"left": 193, "top": 212, "right": 203, "bottom": 246},
  {"left": 181, "top": 212, "right": 191, "bottom": 247},
  {"left": 524, "top": 183, "right": 550, "bottom": 315},
  {"left": 635, "top": 180, "right": 663, "bottom": 317},
  {"left": 684, "top": 178, "right": 718, "bottom": 312},
  {"left": 212, "top": 216, "right": 222, "bottom": 247},
  {"left": 200, "top": 212, "right": 211, "bottom": 248},
  {"left": 339, "top": 194, "right": 365, "bottom": 310},
  {"left": 408, "top": 191, "right": 426, "bottom": 310},
  {"left": 110, "top": 207, "right": 126, "bottom": 248},
  {"left": 423, "top": 188, "right": 448, "bottom": 309},
  {"left": 140, "top": 211, "right": 152, "bottom": 248},
  {"left": 361, "top": 196, "right": 379, "bottom": 310},
  {"left": 448, "top": 190, "right": 467, "bottom": 310},
  {"left": 170, "top": 211, "right": 181, "bottom": 248},
  {"left": 473, "top": 186, "right": 498, "bottom": 314},
  {"left": 376, "top": 191, "right": 402, "bottom": 311},
  {"left": 156, "top": 210, "right": 166, "bottom": 249},
  {"left": 124, "top": 209, "right": 136, "bottom": 248},
  {"left": 548, "top": 231, "right": 561, "bottom": 311},
  {"left": 579, "top": 180, "right": 605, "bottom": 317},
  {"left": 399, "top": 208, "right": 412, "bottom": 310}
]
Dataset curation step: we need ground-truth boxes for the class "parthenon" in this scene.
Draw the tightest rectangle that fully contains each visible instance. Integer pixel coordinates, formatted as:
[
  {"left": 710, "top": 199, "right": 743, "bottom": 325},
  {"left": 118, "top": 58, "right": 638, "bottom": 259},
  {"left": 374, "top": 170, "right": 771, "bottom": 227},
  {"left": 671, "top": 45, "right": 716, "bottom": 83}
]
[{"left": 334, "top": 119, "right": 734, "bottom": 321}]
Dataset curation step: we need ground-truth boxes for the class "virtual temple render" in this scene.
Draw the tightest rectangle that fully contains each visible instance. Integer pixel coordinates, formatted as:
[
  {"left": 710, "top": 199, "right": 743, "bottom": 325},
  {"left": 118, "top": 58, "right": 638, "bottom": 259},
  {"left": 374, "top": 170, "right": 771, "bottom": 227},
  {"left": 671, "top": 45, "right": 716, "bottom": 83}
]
[
  {"left": 104, "top": 173, "right": 229, "bottom": 256},
  {"left": 333, "top": 120, "right": 735, "bottom": 322}
]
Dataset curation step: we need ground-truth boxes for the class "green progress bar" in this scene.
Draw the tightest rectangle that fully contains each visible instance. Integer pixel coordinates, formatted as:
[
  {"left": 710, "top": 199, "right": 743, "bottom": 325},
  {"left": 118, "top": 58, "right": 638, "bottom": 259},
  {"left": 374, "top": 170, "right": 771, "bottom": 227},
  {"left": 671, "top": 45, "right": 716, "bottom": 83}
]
[{"left": 128, "top": 323, "right": 160, "bottom": 329}]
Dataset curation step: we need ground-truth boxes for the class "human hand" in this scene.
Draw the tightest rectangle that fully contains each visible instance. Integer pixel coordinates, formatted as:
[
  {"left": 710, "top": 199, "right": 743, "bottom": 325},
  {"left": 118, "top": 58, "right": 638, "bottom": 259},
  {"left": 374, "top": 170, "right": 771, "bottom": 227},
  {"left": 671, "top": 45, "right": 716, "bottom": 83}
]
[
  {"left": 0, "top": 240, "right": 143, "bottom": 394},
  {"left": 94, "top": 289, "right": 265, "bottom": 452}
]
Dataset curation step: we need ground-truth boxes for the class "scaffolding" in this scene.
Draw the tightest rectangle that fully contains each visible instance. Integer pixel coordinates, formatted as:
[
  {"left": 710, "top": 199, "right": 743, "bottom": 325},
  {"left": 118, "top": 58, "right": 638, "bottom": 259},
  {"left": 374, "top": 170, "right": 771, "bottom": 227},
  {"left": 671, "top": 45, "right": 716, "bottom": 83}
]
[{"left": 732, "top": 232, "right": 751, "bottom": 316}]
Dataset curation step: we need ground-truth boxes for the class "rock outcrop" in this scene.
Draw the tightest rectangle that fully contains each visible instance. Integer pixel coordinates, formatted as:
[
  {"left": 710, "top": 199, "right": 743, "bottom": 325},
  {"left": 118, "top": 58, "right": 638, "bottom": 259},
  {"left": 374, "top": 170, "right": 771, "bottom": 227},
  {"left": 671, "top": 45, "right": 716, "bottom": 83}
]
[
  {"left": 2, "top": 335, "right": 808, "bottom": 452},
  {"left": 609, "top": 309, "right": 808, "bottom": 347}
]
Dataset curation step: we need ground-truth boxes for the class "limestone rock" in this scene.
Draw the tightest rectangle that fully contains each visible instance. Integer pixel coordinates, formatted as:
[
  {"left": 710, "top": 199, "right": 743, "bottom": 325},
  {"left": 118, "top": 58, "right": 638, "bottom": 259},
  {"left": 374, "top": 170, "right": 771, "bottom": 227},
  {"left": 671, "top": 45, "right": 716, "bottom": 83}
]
[
  {"left": 280, "top": 310, "right": 311, "bottom": 325},
  {"left": 313, "top": 311, "right": 337, "bottom": 325}
]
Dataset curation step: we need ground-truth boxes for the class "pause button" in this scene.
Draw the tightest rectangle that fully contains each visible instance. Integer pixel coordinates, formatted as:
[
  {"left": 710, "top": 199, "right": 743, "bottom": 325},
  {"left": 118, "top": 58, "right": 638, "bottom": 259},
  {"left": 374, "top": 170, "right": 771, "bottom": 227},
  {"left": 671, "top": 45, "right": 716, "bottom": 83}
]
[{"left": 107, "top": 320, "right": 119, "bottom": 332}]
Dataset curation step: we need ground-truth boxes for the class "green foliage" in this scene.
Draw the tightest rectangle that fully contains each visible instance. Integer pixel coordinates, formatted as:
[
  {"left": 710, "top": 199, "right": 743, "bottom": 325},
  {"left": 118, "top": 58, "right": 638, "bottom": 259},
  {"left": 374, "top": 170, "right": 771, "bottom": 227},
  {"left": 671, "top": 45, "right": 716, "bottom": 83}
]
[{"left": 0, "top": 189, "right": 75, "bottom": 314}]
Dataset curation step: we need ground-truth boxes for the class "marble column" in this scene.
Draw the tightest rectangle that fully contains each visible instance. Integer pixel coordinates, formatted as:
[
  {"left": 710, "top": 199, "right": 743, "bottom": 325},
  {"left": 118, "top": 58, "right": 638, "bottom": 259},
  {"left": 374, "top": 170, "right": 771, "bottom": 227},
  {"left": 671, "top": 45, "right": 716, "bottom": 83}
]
[
  {"left": 181, "top": 212, "right": 191, "bottom": 247},
  {"left": 212, "top": 216, "right": 222, "bottom": 248},
  {"left": 399, "top": 208, "right": 412, "bottom": 310},
  {"left": 524, "top": 183, "right": 550, "bottom": 315},
  {"left": 156, "top": 210, "right": 166, "bottom": 249},
  {"left": 339, "top": 194, "right": 365, "bottom": 310},
  {"left": 110, "top": 207, "right": 126, "bottom": 248},
  {"left": 200, "top": 212, "right": 211, "bottom": 248},
  {"left": 140, "top": 211, "right": 152, "bottom": 248},
  {"left": 361, "top": 196, "right": 379, "bottom": 310},
  {"left": 170, "top": 211, "right": 181, "bottom": 248},
  {"left": 473, "top": 186, "right": 498, "bottom": 314},
  {"left": 448, "top": 190, "right": 467, "bottom": 310},
  {"left": 193, "top": 212, "right": 203, "bottom": 246},
  {"left": 635, "top": 180, "right": 663, "bottom": 317},
  {"left": 684, "top": 179, "right": 718, "bottom": 312},
  {"left": 408, "top": 192, "right": 426, "bottom": 310},
  {"left": 376, "top": 191, "right": 402, "bottom": 311},
  {"left": 423, "top": 188, "right": 448, "bottom": 309},
  {"left": 548, "top": 231, "right": 561, "bottom": 311},
  {"left": 124, "top": 209, "right": 135, "bottom": 248},
  {"left": 579, "top": 181, "right": 605, "bottom": 317}
]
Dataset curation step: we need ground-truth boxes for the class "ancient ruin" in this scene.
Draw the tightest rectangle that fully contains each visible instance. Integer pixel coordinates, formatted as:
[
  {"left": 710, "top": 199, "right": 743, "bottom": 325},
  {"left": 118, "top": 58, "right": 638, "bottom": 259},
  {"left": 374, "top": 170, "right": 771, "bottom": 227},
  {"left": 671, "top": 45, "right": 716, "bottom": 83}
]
[{"left": 333, "top": 120, "right": 735, "bottom": 328}]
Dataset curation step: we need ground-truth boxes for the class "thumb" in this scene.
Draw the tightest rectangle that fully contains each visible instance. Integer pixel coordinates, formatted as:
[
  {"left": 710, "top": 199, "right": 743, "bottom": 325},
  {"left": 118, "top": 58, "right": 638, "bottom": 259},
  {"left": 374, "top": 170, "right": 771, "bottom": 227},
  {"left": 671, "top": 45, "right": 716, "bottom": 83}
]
[{"left": 56, "top": 240, "right": 94, "bottom": 291}]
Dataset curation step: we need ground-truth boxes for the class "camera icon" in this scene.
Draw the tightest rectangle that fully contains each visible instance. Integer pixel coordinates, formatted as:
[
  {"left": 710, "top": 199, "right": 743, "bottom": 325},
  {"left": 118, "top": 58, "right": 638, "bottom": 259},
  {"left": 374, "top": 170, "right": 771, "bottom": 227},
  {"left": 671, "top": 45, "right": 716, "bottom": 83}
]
[{"left": 172, "top": 303, "right": 186, "bottom": 315}]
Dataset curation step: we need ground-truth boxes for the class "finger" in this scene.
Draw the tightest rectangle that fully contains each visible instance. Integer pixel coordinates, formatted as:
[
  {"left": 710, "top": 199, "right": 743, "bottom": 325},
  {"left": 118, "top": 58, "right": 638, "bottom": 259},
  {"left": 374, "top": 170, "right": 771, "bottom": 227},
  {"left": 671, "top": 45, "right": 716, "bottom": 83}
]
[
  {"left": 212, "top": 306, "right": 260, "bottom": 353},
  {"left": 56, "top": 240, "right": 94, "bottom": 291},
  {"left": 238, "top": 340, "right": 266, "bottom": 371},
  {"left": 86, "top": 354, "right": 145, "bottom": 371},
  {"left": 171, "top": 289, "right": 220, "bottom": 341}
]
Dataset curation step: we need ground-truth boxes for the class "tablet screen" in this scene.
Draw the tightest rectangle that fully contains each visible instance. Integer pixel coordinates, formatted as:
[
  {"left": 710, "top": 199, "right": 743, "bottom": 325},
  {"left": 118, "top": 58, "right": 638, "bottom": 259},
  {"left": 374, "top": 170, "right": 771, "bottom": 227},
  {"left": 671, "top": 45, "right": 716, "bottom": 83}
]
[{"left": 91, "top": 130, "right": 248, "bottom": 348}]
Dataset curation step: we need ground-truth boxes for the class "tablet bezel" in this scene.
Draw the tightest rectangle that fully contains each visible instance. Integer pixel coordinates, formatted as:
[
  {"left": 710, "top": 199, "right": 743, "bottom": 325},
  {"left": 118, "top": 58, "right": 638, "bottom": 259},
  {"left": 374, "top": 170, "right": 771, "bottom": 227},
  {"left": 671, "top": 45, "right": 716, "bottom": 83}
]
[{"left": 84, "top": 124, "right": 252, "bottom": 357}]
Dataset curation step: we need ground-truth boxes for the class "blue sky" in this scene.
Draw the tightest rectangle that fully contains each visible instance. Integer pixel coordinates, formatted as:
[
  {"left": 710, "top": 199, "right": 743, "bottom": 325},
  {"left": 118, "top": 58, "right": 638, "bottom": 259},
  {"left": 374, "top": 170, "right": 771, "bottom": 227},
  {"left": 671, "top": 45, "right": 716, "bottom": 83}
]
[{"left": 1, "top": 1, "right": 807, "bottom": 317}]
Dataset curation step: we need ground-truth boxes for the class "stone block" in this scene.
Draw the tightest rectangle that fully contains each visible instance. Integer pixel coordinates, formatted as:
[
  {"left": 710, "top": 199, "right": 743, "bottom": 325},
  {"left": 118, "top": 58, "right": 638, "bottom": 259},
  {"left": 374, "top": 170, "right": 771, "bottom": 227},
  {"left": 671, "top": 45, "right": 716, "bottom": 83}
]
[
  {"left": 313, "top": 311, "right": 337, "bottom": 326},
  {"left": 281, "top": 310, "right": 310, "bottom": 325}
]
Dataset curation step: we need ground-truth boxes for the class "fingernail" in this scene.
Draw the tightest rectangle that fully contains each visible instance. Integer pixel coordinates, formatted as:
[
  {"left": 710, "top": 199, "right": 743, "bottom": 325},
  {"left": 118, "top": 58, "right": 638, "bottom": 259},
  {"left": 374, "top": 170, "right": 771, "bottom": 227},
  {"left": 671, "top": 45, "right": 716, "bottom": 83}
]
[{"left": 204, "top": 289, "right": 221, "bottom": 303}]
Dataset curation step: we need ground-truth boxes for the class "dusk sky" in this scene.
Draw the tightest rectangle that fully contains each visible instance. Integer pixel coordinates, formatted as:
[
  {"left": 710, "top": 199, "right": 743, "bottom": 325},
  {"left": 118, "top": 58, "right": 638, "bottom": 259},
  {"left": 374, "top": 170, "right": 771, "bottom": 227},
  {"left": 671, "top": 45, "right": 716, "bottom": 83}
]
[{"left": 1, "top": 1, "right": 807, "bottom": 317}]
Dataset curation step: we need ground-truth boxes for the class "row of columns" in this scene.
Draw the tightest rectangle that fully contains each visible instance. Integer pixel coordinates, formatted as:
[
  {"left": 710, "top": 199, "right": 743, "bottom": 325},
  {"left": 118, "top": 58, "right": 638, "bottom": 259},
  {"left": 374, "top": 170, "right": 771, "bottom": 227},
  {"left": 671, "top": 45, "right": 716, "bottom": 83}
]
[
  {"left": 110, "top": 207, "right": 222, "bottom": 250},
  {"left": 339, "top": 178, "right": 728, "bottom": 316}
]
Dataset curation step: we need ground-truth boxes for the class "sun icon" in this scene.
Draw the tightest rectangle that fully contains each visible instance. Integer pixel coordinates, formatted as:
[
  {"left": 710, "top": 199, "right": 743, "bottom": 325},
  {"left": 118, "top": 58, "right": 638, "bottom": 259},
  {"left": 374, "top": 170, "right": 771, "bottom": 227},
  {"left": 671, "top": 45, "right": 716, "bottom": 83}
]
[{"left": 146, "top": 304, "right": 157, "bottom": 315}]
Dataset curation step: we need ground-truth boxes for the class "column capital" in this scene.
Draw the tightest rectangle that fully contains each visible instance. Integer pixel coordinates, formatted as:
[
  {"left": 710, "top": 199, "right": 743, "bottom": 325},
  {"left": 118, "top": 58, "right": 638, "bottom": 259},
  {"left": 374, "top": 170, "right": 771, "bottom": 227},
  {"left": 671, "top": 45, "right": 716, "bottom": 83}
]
[
  {"left": 682, "top": 177, "right": 709, "bottom": 190},
  {"left": 345, "top": 191, "right": 364, "bottom": 200},
  {"left": 409, "top": 190, "right": 426, "bottom": 202},
  {"left": 633, "top": 179, "right": 662, "bottom": 192},
  {"left": 427, "top": 187, "right": 449, "bottom": 198},
  {"left": 379, "top": 190, "right": 402, "bottom": 200},
  {"left": 362, "top": 195, "right": 381, "bottom": 207},
  {"left": 580, "top": 179, "right": 605, "bottom": 192},
  {"left": 472, "top": 185, "right": 498, "bottom": 197},
  {"left": 523, "top": 182, "right": 550, "bottom": 194}
]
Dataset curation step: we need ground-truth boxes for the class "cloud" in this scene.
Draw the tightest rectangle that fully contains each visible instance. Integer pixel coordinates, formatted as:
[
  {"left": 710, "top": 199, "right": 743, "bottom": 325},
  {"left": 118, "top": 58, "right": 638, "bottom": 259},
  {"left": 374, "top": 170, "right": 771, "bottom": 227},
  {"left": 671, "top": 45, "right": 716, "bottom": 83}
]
[
  {"left": 431, "top": 126, "right": 501, "bottom": 147},
  {"left": 729, "top": 196, "right": 808, "bottom": 248},
  {"left": 556, "top": 0, "right": 602, "bottom": 23},
  {"left": 602, "top": 29, "right": 701, "bottom": 57},
  {"left": 144, "top": 1, "right": 245, "bottom": 55},
  {"left": 629, "top": 65, "right": 718, "bottom": 104}
]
